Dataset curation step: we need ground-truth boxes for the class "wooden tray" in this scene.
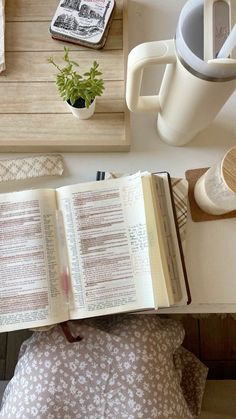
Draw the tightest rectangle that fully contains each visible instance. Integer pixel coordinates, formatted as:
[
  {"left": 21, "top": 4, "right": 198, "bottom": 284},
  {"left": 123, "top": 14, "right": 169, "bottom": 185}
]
[{"left": 1, "top": 0, "right": 130, "bottom": 152}]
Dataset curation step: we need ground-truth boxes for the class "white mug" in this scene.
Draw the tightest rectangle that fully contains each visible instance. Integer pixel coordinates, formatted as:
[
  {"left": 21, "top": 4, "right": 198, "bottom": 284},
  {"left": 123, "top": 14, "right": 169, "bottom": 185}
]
[{"left": 126, "top": 0, "right": 236, "bottom": 146}]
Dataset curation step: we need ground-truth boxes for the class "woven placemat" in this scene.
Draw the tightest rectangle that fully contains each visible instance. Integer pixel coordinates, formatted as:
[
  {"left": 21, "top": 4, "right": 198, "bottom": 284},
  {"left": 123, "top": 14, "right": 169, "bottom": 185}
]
[{"left": 185, "top": 168, "right": 236, "bottom": 222}]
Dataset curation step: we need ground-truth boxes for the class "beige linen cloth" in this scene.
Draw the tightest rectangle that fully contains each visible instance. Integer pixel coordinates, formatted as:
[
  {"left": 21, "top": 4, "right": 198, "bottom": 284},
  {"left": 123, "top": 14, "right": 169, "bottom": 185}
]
[{"left": 0, "top": 0, "right": 5, "bottom": 72}]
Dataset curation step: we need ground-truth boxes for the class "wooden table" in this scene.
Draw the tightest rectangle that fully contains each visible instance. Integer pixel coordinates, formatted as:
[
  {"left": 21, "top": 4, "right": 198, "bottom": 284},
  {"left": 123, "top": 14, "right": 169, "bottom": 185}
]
[
  {"left": 1, "top": 0, "right": 129, "bottom": 151},
  {"left": 1, "top": 0, "right": 236, "bottom": 314}
]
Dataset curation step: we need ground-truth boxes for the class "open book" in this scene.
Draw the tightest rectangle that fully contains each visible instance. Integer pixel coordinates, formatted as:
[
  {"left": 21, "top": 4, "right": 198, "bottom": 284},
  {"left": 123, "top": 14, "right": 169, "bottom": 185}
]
[{"left": 0, "top": 172, "right": 190, "bottom": 332}]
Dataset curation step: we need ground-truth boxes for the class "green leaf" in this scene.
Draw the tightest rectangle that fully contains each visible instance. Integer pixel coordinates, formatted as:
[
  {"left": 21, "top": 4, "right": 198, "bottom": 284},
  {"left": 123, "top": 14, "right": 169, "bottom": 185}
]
[{"left": 48, "top": 47, "right": 104, "bottom": 103}]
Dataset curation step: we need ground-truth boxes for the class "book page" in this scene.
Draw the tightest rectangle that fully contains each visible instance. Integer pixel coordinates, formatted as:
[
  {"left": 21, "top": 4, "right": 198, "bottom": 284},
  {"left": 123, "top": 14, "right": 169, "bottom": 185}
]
[
  {"left": 57, "top": 173, "right": 155, "bottom": 318},
  {"left": 0, "top": 189, "right": 68, "bottom": 332},
  {"left": 141, "top": 173, "right": 172, "bottom": 307},
  {"left": 154, "top": 173, "right": 189, "bottom": 306}
]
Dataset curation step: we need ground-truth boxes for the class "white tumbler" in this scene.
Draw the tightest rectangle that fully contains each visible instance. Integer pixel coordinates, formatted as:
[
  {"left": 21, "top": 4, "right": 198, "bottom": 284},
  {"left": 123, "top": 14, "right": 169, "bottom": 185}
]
[
  {"left": 126, "top": 0, "right": 236, "bottom": 146},
  {"left": 194, "top": 147, "right": 236, "bottom": 215}
]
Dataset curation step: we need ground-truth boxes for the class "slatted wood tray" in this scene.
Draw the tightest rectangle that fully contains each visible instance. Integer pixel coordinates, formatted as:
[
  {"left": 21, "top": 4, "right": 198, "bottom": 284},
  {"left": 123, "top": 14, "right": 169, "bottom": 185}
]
[{"left": 1, "top": 0, "right": 130, "bottom": 152}]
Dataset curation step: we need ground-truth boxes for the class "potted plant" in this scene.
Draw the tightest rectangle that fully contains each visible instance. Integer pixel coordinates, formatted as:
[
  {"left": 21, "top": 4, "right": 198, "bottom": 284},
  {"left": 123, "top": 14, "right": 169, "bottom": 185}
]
[{"left": 48, "top": 47, "right": 105, "bottom": 119}]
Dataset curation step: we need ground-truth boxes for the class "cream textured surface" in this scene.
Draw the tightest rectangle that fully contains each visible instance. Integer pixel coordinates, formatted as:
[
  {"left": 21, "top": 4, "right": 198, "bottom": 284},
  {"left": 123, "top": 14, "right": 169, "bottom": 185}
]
[
  {"left": 0, "top": 0, "right": 5, "bottom": 72},
  {"left": 0, "top": 154, "right": 64, "bottom": 182}
]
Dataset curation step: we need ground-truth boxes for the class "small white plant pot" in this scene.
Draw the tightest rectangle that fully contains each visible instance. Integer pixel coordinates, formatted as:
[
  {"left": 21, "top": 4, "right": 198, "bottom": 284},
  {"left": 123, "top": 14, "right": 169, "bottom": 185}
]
[{"left": 67, "top": 99, "right": 96, "bottom": 120}]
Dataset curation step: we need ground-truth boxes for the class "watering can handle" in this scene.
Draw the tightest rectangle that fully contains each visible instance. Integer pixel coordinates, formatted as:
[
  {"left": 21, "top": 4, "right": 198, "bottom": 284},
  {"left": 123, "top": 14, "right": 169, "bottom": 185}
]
[{"left": 126, "top": 39, "right": 176, "bottom": 113}]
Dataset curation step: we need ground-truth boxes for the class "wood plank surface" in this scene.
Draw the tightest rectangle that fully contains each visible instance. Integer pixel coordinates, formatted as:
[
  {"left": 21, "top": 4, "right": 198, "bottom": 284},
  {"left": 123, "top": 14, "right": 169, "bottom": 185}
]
[
  {"left": 0, "top": 360, "right": 6, "bottom": 380},
  {"left": 200, "top": 315, "right": 236, "bottom": 360},
  {"left": 165, "top": 315, "right": 236, "bottom": 380},
  {"left": 6, "top": 20, "right": 123, "bottom": 51},
  {"left": 3, "top": 50, "right": 124, "bottom": 82},
  {"left": 0, "top": 81, "right": 124, "bottom": 113},
  {"left": 205, "top": 360, "right": 236, "bottom": 379},
  {"left": 0, "top": 333, "right": 7, "bottom": 359},
  {"left": 0, "top": 333, "right": 7, "bottom": 379},
  {"left": 0, "top": 114, "right": 128, "bottom": 152},
  {"left": 1, "top": 0, "right": 129, "bottom": 151},
  {"left": 182, "top": 316, "right": 200, "bottom": 357},
  {"left": 6, "top": 0, "right": 123, "bottom": 21}
]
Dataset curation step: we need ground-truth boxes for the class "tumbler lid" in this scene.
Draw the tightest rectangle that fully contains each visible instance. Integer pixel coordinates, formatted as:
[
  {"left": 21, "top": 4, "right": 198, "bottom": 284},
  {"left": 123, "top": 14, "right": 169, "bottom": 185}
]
[{"left": 176, "top": 0, "right": 236, "bottom": 81}]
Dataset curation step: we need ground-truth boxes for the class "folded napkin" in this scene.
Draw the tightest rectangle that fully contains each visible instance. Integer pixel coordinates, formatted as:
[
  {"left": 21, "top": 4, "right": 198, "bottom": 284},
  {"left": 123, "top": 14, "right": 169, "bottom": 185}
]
[
  {"left": 170, "top": 177, "right": 188, "bottom": 247},
  {"left": 0, "top": 0, "right": 5, "bottom": 72},
  {"left": 0, "top": 154, "right": 64, "bottom": 182}
]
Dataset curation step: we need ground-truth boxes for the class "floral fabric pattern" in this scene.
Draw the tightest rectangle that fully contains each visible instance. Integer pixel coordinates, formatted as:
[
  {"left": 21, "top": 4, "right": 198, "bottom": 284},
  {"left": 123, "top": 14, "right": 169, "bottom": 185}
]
[{"left": 0, "top": 315, "right": 208, "bottom": 418}]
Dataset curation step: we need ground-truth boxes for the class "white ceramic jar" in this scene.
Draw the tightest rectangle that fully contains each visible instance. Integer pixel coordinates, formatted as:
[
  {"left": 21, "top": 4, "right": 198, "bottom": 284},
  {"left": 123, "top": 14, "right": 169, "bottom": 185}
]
[{"left": 194, "top": 147, "right": 236, "bottom": 215}]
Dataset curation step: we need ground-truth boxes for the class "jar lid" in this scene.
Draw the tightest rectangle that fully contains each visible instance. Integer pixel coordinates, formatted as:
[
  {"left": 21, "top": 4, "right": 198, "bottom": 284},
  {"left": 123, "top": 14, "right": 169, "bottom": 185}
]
[{"left": 222, "top": 146, "right": 236, "bottom": 193}]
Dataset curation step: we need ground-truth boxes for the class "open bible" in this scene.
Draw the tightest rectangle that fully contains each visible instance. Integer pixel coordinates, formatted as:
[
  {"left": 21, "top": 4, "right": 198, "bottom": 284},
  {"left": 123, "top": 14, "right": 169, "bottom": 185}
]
[{"left": 0, "top": 172, "right": 190, "bottom": 332}]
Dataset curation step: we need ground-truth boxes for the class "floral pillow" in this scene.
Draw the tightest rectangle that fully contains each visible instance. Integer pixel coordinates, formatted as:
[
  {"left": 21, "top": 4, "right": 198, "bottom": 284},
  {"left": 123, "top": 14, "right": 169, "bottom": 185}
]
[{"left": 0, "top": 315, "right": 208, "bottom": 418}]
